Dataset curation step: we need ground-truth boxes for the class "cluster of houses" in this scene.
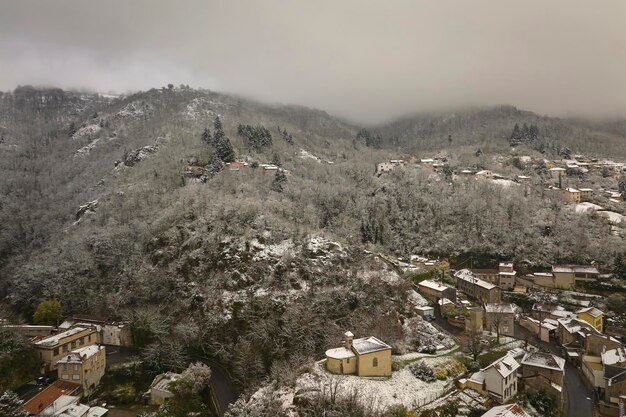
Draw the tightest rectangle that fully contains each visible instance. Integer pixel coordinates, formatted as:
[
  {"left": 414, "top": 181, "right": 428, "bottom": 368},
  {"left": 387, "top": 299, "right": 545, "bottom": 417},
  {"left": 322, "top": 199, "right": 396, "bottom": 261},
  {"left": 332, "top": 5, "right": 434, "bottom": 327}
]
[
  {"left": 520, "top": 264, "right": 601, "bottom": 290},
  {"left": 405, "top": 258, "right": 626, "bottom": 416},
  {"left": 3, "top": 316, "right": 134, "bottom": 416},
  {"left": 452, "top": 261, "right": 604, "bottom": 292},
  {"left": 184, "top": 161, "right": 287, "bottom": 182},
  {"left": 550, "top": 155, "right": 626, "bottom": 178},
  {"left": 462, "top": 349, "right": 566, "bottom": 407},
  {"left": 374, "top": 156, "right": 448, "bottom": 175}
]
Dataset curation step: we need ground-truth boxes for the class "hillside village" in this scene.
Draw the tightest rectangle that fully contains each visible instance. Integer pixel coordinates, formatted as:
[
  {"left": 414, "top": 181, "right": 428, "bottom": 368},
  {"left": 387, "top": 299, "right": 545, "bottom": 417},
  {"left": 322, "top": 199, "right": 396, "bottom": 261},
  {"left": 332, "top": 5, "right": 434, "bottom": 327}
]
[
  {"left": 375, "top": 152, "right": 626, "bottom": 231},
  {"left": 3, "top": 252, "right": 626, "bottom": 417},
  {"left": 1, "top": 86, "right": 626, "bottom": 417}
]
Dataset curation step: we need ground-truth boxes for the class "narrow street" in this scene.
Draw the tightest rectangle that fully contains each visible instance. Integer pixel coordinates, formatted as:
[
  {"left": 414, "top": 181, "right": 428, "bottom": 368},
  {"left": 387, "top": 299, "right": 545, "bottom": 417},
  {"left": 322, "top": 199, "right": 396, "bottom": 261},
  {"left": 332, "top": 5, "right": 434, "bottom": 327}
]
[{"left": 514, "top": 323, "right": 593, "bottom": 417}]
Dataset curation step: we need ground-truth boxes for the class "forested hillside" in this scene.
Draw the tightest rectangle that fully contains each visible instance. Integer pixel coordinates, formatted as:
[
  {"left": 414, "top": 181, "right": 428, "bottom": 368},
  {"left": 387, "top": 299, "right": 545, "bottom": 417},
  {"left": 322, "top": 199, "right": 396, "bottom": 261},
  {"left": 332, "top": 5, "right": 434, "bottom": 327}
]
[{"left": 1, "top": 86, "right": 625, "bottom": 394}]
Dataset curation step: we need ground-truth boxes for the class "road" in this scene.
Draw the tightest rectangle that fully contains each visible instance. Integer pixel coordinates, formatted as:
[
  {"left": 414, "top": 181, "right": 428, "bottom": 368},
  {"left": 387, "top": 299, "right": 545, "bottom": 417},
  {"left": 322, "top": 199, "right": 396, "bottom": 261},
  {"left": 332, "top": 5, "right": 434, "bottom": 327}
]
[
  {"left": 206, "top": 361, "right": 238, "bottom": 416},
  {"left": 514, "top": 323, "right": 593, "bottom": 417}
]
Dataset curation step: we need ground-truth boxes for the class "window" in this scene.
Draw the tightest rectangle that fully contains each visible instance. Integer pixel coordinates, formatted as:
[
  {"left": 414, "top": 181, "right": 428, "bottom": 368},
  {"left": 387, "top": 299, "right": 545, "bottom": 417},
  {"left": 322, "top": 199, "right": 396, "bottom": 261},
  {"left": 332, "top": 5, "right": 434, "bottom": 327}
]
[
  {"left": 346, "top": 358, "right": 350, "bottom": 364},
  {"left": 61, "top": 374, "right": 68, "bottom": 380},
  {"left": 373, "top": 358, "right": 378, "bottom": 367},
  {"left": 62, "top": 344, "right": 68, "bottom": 353},
  {"left": 79, "top": 337, "right": 84, "bottom": 345},
  {"left": 72, "top": 375, "right": 80, "bottom": 380},
  {"left": 88, "top": 335, "right": 91, "bottom": 342},
  {"left": 63, "top": 364, "right": 67, "bottom": 371},
  {"left": 71, "top": 341, "right": 76, "bottom": 349},
  {"left": 53, "top": 348, "right": 59, "bottom": 356},
  {"left": 74, "top": 364, "right": 78, "bottom": 371}
]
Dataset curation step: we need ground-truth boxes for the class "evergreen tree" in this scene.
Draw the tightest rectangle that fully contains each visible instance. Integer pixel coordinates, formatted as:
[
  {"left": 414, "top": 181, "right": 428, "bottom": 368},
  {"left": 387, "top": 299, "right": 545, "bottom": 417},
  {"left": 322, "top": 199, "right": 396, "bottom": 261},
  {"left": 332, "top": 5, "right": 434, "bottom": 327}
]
[
  {"left": 613, "top": 253, "right": 626, "bottom": 280},
  {"left": 68, "top": 122, "right": 77, "bottom": 137},
  {"left": 237, "top": 124, "right": 273, "bottom": 150},
  {"left": 209, "top": 157, "right": 224, "bottom": 175},
  {"left": 213, "top": 116, "right": 223, "bottom": 135},
  {"left": 200, "top": 128, "right": 211, "bottom": 145},
  {"left": 211, "top": 116, "right": 235, "bottom": 162},
  {"left": 509, "top": 124, "right": 521, "bottom": 146},
  {"left": 271, "top": 170, "right": 287, "bottom": 192},
  {"left": 271, "top": 152, "right": 281, "bottom": 167},
  {"left": 521, "top": 123, "right": 530, "bottom": 141},
  {"left": 215, "top": 136, "right": 235, "bottom": 163}
]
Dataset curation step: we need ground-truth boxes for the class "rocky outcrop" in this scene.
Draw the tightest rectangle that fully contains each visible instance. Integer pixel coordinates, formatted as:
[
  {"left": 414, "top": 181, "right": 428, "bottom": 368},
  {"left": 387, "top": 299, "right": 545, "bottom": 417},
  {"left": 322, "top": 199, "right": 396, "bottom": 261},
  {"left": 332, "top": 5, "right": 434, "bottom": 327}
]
[
  {"left": 75, "top": 199, "right": 98, "bottom": 222},
  {"left": 115, "top": 145, "right": 159, "bottom": 168}
]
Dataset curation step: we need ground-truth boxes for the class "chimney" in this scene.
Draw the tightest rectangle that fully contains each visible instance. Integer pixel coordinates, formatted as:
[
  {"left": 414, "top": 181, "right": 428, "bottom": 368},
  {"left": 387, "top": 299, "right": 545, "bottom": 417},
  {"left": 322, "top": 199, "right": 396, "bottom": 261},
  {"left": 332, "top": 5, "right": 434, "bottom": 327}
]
[{"left": 344, "top": 331, "right": 354, "bottom": 350}]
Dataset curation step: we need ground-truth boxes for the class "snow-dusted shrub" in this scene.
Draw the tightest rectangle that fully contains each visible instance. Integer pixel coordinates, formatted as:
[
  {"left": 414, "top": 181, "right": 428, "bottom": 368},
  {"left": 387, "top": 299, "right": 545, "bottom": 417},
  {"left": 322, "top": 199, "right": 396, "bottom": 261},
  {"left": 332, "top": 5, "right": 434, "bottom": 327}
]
[{"left": 409, "top": 361, "right": 435, "bottom": 382}]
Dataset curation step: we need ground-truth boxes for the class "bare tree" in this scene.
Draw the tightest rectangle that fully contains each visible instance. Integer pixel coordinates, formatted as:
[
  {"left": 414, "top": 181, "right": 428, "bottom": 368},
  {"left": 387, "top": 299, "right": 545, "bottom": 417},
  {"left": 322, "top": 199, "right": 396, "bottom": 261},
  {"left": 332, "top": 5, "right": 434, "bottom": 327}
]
[{"left": 464, "top": 330, "right": 486, "bottom": 362}]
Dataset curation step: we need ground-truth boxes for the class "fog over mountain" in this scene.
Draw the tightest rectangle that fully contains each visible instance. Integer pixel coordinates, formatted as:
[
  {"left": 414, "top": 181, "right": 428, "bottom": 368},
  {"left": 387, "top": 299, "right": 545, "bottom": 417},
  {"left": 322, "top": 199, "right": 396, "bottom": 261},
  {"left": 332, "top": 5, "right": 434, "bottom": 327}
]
[{"left": 1, "top": 1, "right": 626, "bottom": 123}]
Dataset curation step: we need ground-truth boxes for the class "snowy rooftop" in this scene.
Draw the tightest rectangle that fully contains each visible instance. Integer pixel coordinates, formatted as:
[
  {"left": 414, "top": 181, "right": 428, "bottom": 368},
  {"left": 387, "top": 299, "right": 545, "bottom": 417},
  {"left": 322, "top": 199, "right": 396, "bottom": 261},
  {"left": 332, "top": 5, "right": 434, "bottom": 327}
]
[
  {"left": 481, "top": 404, "right": 531, "bottom": 417},
  {"left": 352, "top": 336, "right": 391, "bottom": 355},
  {"left": 488, "top": 354, "right": 520, "bottom": 378},
  {"left": 455, "top": 269, "right": 497, "bottom": 289},
  {"left": 484, "top": 303, "right": 515, "bottom": 314},
  {"left": 419, "top": 279, "right": 450, "bottom": 292},
  {"left": 86, "top": 407, "right": 108, "bottom": 417},
  {"left": 438, "top": 298, "right": 453, "bottom": 305},
  {"left": 57, "top": 403, "right": 89, "bottom": 417},
  {"left": 601, "top": 347, "right": 626, "bottom": 366},
  {"left": 57, "top": 345, "right": 103, "bottom": 364},
  {"left": 552, "top": 264, "right": 599, "bottom": 274},
  {"left": 152, "top": 372, "right": 181, "bottom": 392},
  {"left": 325, "top": 347, "right": 356, "bottom": 359},
  {"left": 521, "top": 352, "right": 565, "bottom": 371},
  {"left": 35, "top": 327, "right": 87, "bottom": 347},
  {"left": 550, "top": 309, "right": 574, "bottom": 319},
  {"left": 557, "top": 317, "right": 598, "bottom": 335},
  {"left": 499, "top": 262, "right": 513, "bottom": 268},
  {"left": 577, "top": 307, "right": 604, "bottom": 317},
  {"left": 468, "top": 370, "right": 485, "bottom": 384}
]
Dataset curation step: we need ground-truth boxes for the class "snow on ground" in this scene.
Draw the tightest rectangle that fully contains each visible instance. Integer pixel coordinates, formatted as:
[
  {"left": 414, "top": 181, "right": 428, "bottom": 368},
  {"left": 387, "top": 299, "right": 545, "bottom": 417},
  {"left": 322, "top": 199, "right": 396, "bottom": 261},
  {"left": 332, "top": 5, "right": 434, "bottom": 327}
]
[
  {"left": 356, "top": 261, "right": 401, "bottom": 285},
  {"left": 116, "top": 101, "right": 153, "bottom": 118},
  {"left": 491, "top": 179, "right": 519, "bottom": 188},
  {"left": 407, "top": 290, "right": 429, "bottom": 308},
  {"left": 72, "top": 123, "right": 101, "bottom": 139},
  {"left": 598, "top": 211, "right": 625, "bottom": 224},
  {"left": 296, "top": 361, "right": 454, "bottom": 411},
  {"left": 183, "top": 97, "right": 217, "bottom": 120},
  {"left": 393, "top": 345, "right": 459, "bottom": 363},
  {"left": 250, "top": 238, "right": 296, "bottom": 262},
  {"left": 424, "top": 388, "right": 487, "bottom": 416},
  {"left": 74, "top": 138, "right": 100, "bottom": 157},
  {"left": 402, "top": 316, "right": 457, "bottom": 352},
  {"left": 298, "top": 149, "right": 321, "bottom": 162},
  {"left": 575, "top": 202, "right": 604, "bottom": 213}
]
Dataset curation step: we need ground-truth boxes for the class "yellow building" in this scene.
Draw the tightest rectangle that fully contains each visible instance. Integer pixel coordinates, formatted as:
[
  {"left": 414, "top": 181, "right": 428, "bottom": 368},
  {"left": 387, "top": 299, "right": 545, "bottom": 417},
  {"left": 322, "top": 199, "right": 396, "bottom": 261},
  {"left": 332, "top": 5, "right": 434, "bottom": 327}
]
[
  {"left": 34, "top": 327, "right": 99, "bottom": 373},
  {"left": 325, "top": 331, "right": 392, "bottom": 377},
  {"left": 577, "top": 307, "right": 604, "bottom": 333},
  {"left": 57, "top": 345, "right": 106, "bottom": 396}
]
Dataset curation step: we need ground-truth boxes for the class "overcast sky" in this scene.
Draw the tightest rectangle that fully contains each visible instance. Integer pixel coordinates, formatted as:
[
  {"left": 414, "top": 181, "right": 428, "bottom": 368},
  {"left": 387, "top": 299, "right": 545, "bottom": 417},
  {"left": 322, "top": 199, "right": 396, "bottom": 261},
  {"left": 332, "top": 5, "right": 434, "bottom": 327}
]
[{"left": 1, "top": 1, "right": 625, "bottom": 123}]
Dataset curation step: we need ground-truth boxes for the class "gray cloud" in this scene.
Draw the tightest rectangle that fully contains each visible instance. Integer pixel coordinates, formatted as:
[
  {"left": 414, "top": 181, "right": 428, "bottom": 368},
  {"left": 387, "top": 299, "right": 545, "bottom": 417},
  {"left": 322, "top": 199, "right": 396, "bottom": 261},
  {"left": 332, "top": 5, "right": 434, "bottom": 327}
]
[{"left": 1, "top": 0, "right": 625, "bottom": 123}]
